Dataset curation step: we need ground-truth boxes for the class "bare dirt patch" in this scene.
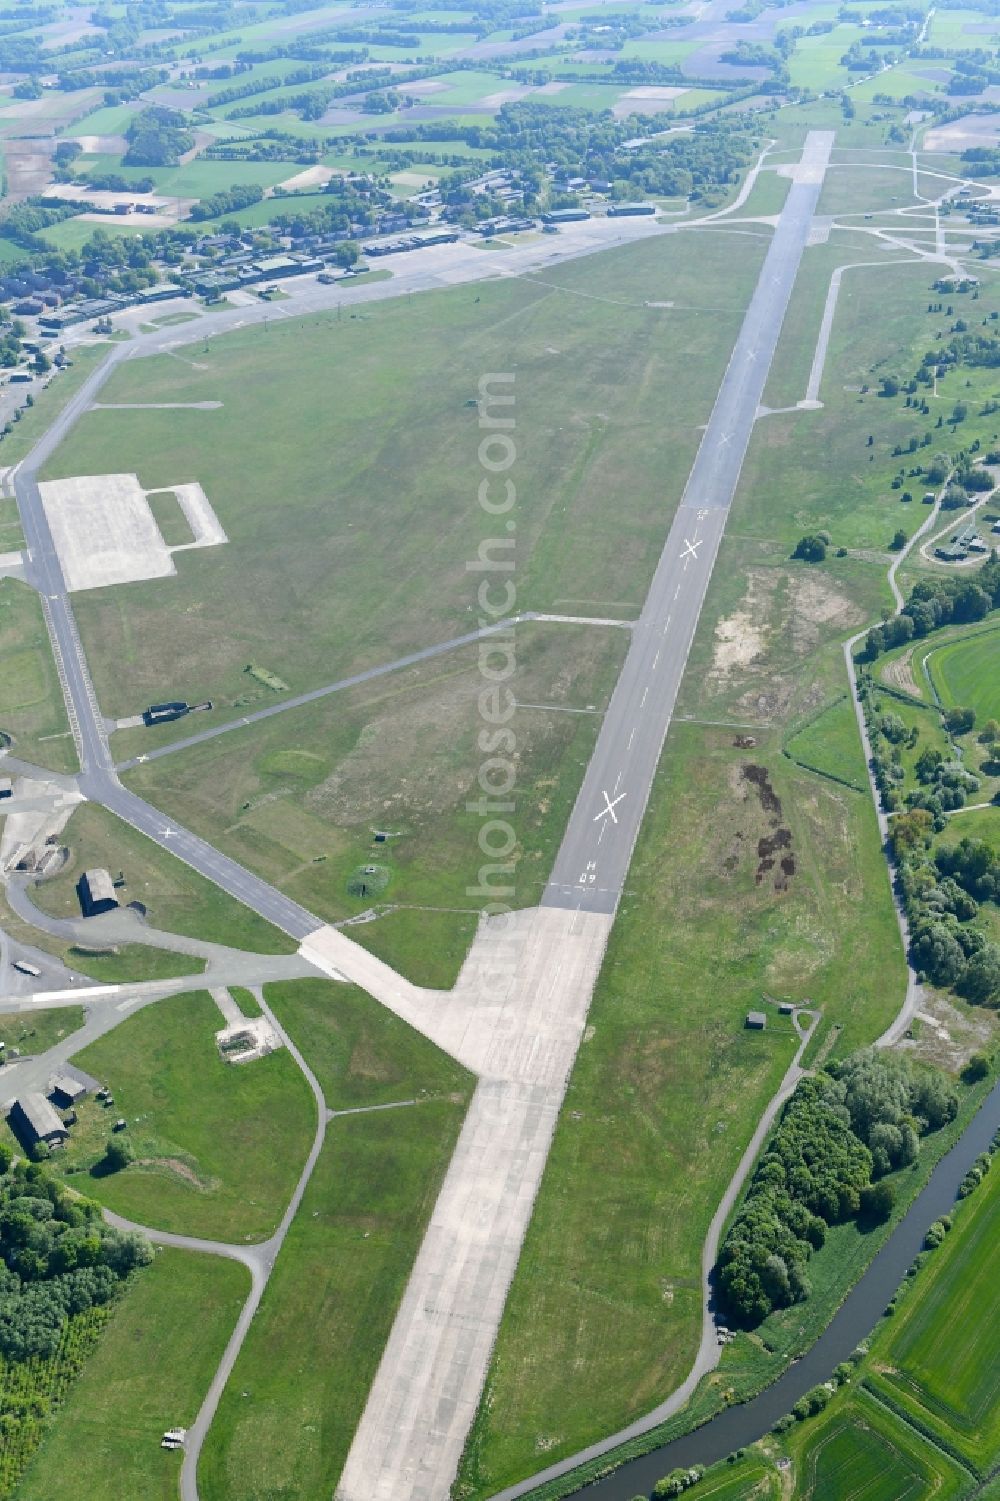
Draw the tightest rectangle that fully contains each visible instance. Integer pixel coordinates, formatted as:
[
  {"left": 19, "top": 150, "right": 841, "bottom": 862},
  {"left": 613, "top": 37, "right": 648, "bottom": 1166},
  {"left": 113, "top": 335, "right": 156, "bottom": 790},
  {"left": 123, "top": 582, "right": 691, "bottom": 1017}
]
[
  {"left": 881, "top": 645, "right": 920, "bottom": 698},
  {"left": 4, "top": 139, "right": 54, "bottom": 200},
  {"left": 741, "top": 764, "right": 796, "bottom": 891},
  {"left": 897, "top": 990, "right": 998, "bottom": 1074},
  {"left": 711, "top": 567, "right": 862, "bottom": 720}
]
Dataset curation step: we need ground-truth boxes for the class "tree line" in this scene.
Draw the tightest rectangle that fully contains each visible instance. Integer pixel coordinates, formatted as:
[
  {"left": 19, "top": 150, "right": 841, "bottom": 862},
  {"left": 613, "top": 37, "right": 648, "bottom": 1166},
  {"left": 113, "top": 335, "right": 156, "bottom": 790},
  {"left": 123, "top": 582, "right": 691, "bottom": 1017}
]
[
  {"left": 0, "top": 1146, "right": 151, "bottom": 1362},
  {"left": 717, "top": 1051, "right": 958, "bottom": 1325}
]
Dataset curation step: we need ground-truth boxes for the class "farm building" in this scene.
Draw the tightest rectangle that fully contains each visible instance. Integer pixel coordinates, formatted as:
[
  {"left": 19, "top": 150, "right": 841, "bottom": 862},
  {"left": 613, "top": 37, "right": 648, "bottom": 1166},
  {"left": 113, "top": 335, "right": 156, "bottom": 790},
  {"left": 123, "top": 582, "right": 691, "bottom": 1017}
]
[
  {"left": 10, "top": 1093, "right": 68, "bottom": 1147},
  {"left": 79, "top": 868, "right": 118, "bottom": 917},
  {"left": 607, "top": 203, "right": 656, "bottom": 217},
  {"left": 745, "top": 1011, "right": 767, "bottom": 1030}
]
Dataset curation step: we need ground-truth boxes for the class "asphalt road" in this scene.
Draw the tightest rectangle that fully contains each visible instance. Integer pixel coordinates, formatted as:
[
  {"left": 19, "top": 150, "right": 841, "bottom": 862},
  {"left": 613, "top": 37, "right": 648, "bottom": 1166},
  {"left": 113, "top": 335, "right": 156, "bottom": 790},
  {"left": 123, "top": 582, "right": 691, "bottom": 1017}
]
[{"left": 544, "top": 131, "right": 835, "bottom": 916}]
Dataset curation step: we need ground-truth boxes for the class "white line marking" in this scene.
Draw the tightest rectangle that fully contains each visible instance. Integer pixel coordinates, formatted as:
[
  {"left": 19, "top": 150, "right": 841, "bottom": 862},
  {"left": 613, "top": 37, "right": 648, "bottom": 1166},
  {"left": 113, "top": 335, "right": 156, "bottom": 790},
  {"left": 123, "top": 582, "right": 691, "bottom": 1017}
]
[{"left": 593, "top": 789, "right": 626, "bottom": 825}]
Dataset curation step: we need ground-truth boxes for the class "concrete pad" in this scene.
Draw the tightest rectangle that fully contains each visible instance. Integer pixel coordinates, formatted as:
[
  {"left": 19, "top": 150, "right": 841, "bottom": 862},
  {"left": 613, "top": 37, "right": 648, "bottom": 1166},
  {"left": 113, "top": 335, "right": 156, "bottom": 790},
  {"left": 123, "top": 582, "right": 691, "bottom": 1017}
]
[
  {"left": 39, "top": 473, "right": 227, "bottom": 591},
  {"left": 39, "top": 473, "right": 175, "bottom": 592},
  {"left": 158, "top": 482, "right": 228, "bottom": 550},
  {"left": 301, "top": 905, "right": 613, "bottom": 1086}
]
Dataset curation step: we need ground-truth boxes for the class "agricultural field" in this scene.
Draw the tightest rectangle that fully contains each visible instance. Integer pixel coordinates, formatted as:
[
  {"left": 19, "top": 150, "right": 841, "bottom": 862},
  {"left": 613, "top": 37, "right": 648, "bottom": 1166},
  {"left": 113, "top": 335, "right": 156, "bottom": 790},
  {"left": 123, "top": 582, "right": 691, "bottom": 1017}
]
[
  {"left": 867, "top": 1159, "right": 1000, "bottom": 1470},
  {"left": 17, "top": 1249, "right": 250, "bottom": 1501},
  {"left": 30, "top": 803, "right": 297, "bottom": 954},
  {"left": 785, "top": 1386, "right": 971, "bottom": 1499},
  {"left": 37, "top": 989, "right": 315, "bottom": 1240},
  {"left": 927, "top": 627, "right": 1000, "bottom": 723}
]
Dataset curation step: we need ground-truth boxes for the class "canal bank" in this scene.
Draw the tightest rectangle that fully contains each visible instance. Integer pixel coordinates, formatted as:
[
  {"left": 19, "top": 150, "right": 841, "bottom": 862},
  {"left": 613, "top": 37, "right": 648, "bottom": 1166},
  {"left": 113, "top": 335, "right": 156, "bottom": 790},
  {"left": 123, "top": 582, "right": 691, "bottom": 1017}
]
[{"left": 509, "top": 1073, "right": 1000, "bottom": 1501}]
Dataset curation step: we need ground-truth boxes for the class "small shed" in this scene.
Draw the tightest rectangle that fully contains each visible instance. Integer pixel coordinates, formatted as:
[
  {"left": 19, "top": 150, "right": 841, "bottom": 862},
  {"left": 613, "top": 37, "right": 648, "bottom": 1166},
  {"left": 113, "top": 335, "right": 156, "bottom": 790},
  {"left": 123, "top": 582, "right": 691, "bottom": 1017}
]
[
  {"left": 778, "top": 1002, "right": 794, "bottom": 1016},
  {"left": 745, "top": 1011, "right": 767, "bottom": 1030},
  {"left": 10, "top": 1092, "right": 68, "bottom": 1147},
  {"left": 79, "top": 868, "right": 118, "bottom": 917},
  {"left": 0, "top": 777, "right": 11, "bottom": 800},
  {"left": 49, "top": 1074, "right": 88, "bottom": 1107}
]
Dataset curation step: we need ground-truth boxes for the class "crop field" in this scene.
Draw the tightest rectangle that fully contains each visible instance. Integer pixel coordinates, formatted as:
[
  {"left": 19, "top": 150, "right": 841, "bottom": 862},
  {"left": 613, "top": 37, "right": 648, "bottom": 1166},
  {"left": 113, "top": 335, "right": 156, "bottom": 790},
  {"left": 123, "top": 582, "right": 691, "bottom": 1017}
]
[
  {"left": 122, "top": 622, "right": 626, "bottom": 985},
  {"left": 47, "top": 989, "right": 315, "bottom": 1240},
  {"left": 17, "top": 1249, "right": 249, "bottom": 1501},
  {"left": 928, "top": 628, "right": 1000, "bottom": 723},
  {"left": 198, "top": 1096, "right": 467, "bottom": 1501},
  {"left": 788, "top": 1387, "right": 970, "bottom": 1499},
  {"left": 265, "top": 977, "right": 472, "bottom": 1107},
  {"left": 869, "top": 1157, "right": 1000, "bottom": 1469},
  {"left": 31, "top": 803, "right": 297, "bottom": 954},
  {"left": 456, "top": 719, "right": 903, "bottom": 1497},
  {"left": 50, "top": 231, "right": 766, "bottom": 719}
]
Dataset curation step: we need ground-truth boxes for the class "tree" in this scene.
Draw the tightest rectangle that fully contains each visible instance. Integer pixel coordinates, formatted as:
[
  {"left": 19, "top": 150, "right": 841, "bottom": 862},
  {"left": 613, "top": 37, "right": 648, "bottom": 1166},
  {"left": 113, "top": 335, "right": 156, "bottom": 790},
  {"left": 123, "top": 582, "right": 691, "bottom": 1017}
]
[
  {"left": 101, "top": 1138, "right": 132, "bottom": 1174},
  {"left": 958, "top": 943, "right": 1000, "bottom": 1005},
  {"left": 334, "top": 241, "right": 359, "bottom": 269},
  {"left": 893, "top": 808, "right": 933, "bottom": 853},
  {"left": 944, "top": 705, "right": 976, "bottom": 734},
  {"left": 793, "top": 534, "right": 827, "bottom": 563},
  {"left": 890, "top": 529, "right": 907, "bottom": 551},
  {"left": 962, "top": 1051, "right": 991, "bottom": 1082},
  {"left": 859, "top": 1180, "right": 894, "bottom": 1224},
  {"left": 980, "top": 719, "right": 1000, "bottom": 744}
]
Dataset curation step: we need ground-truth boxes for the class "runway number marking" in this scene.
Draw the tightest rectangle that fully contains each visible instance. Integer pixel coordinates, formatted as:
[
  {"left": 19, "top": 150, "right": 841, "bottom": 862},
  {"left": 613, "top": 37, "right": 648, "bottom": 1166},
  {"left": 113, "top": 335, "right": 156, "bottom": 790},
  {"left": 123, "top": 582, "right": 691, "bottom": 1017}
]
[
  {"left": 594, "top": 790, "right": 626, "bottom": 826},
  {"left": 577, "top": 860, "right": 597, "bottom": 885}
]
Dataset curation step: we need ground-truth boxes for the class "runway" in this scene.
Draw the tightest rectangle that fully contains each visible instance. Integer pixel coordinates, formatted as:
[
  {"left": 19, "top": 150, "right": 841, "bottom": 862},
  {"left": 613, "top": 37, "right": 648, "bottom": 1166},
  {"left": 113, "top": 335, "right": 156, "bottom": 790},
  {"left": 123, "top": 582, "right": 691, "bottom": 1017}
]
[{"left": 544, "top": 131, "right": 834, "bottom": 915}]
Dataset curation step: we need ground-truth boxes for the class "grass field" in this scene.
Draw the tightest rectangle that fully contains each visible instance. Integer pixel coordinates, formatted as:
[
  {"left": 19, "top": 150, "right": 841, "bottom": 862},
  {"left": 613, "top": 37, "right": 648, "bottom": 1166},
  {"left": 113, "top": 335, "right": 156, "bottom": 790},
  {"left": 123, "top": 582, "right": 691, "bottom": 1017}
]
[
  {"left": 0, "top": 1004, "right": 83, "bottom": 1057},
  {"left": 17, "top": 1249, "right": 249, "bottom": 1501},
  {"left": 47, "top": 989, "right": 314, "bottom": 1240},
  {"left": 787, "top": 1386, "right": 970, "bottom": 1499},
  {"left": 748, "top": 255, "right": 1000, "bottom": 556},
  {"left": 265, "top": 977, "right": 473, "bottom": 1107},
  {"left": 198, "top": 1098, "right": 467, "bottom": 1501},
  {"left": 928, "top": 628, "right": 1000, "bottom": 723},
  {"left": 121, "top": 623, "right": 626, "bottom": 985},
  {"left": 0, "top": 578, "right": 76, "bottom": 774},
  {"left": 869, "top": 1153, "right": 1000, "bottom": 1470},
  {"left": 30, "top": 803, "right": 297, "bottom": 954},
  {"left": 49, "top": 230, "right": 766, "bottom": 721},
  {"left": 784, "top": 692, "right": 868, "bottom": 791},
  {"left": 456, "top": 717, "right": 904, "bottom": 1497}
]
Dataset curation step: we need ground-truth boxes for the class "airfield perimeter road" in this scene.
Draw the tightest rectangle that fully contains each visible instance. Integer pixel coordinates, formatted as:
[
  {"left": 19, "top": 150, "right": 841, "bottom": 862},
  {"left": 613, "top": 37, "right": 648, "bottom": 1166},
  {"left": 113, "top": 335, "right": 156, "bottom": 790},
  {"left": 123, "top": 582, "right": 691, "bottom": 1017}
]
[{"left": 544, "top": 128, "right": 835, "bottom": 917}]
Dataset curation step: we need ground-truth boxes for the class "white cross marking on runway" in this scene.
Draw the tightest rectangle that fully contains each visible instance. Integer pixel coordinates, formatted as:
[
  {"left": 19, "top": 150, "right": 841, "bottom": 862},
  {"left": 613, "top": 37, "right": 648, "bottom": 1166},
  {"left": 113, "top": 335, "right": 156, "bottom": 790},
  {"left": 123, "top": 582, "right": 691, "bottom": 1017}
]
[
  {"left": 681, "top": 537, "right": 702, "bottom": 562},
  {"left": 719, "top": 432, "right": 731, "bottom": 447},
  {"left": 594, "top": 789, "right": 626, "bottom": 825}
]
